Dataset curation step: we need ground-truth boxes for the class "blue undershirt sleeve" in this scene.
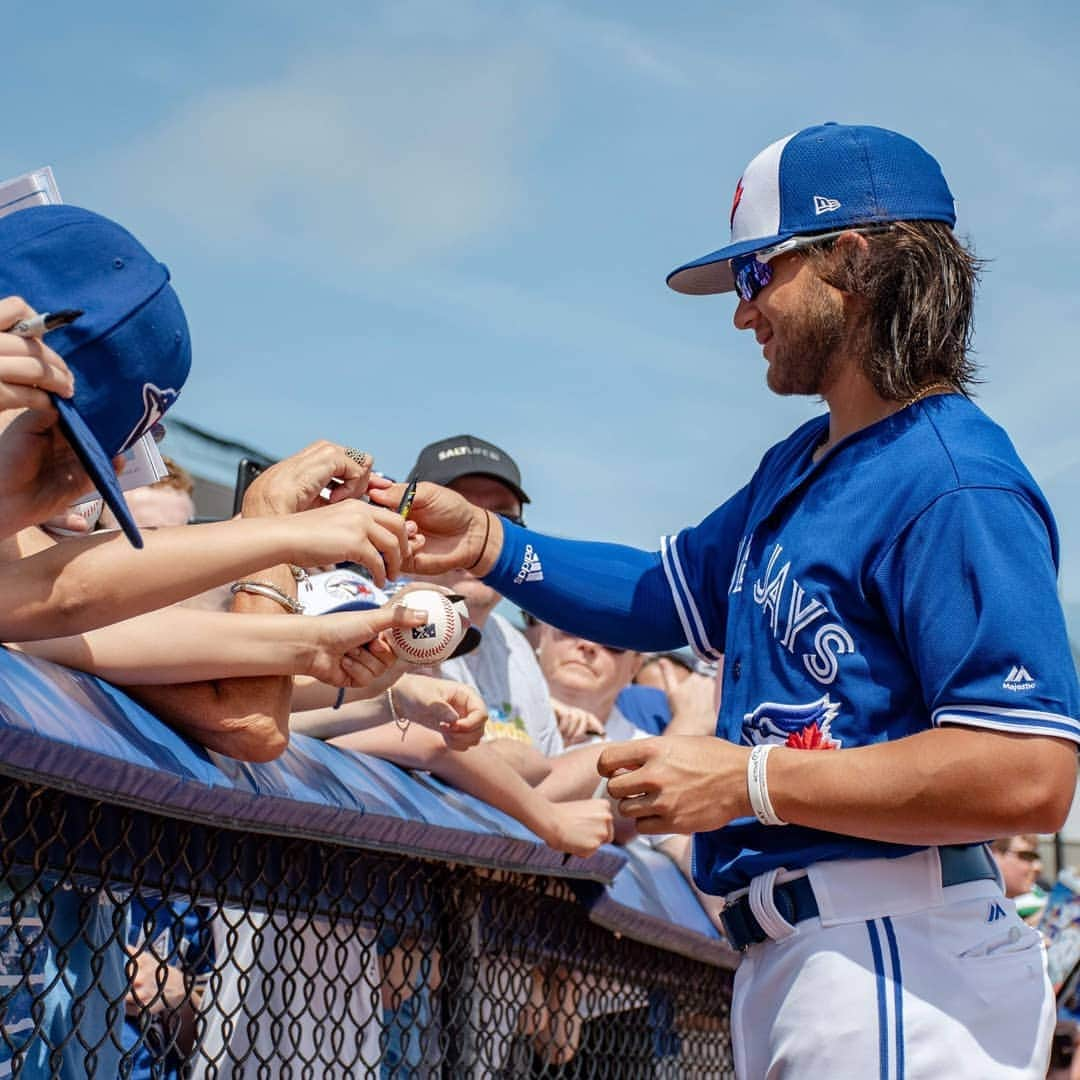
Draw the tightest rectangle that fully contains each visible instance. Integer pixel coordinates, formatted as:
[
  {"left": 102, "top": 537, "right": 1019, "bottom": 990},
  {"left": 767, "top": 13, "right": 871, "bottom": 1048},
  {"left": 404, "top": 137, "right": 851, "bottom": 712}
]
[{"left": 481, "top": 523, "right": 686, "bottom": 652}]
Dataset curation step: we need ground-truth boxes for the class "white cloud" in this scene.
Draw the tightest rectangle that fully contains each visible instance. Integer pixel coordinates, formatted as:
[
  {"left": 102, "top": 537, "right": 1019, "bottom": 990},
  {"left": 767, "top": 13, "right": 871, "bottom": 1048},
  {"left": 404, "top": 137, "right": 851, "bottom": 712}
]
[
  {"left": 527, "top": 3, "right": 691, "bottom": 87},
  {"left": 112, "top": 36, "right": 546, "bottom": 266}
]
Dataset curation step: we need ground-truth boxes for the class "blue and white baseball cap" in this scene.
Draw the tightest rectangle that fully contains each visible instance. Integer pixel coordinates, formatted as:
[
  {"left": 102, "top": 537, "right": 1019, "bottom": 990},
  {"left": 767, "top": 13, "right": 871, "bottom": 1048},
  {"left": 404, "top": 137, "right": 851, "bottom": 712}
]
[
  {"left": 667, "top": 123, "right": 956, "bottom": 295},
  {"left": 0, "top": 205, "right": 191, "bottom": 547}
]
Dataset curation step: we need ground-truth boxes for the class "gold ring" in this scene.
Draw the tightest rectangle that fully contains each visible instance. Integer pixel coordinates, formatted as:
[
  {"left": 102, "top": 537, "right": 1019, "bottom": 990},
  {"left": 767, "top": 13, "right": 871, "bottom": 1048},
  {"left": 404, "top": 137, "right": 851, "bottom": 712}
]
[{"left": 345, "top": 447, "right": 370, "bottom": 469}]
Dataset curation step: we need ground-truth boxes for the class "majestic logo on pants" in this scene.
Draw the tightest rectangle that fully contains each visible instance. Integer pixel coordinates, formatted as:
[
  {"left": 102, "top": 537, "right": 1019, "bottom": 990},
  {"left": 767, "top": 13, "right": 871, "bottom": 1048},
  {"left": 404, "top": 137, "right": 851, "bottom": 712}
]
[{"left": 742, "top": 696, "right": 843, "bottom": 749}]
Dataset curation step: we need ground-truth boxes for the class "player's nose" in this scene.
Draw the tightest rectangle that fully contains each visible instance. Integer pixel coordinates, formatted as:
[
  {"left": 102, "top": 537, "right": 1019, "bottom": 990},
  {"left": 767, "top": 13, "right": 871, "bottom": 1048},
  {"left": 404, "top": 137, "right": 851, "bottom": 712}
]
[{"left": 733, "top": 297, "right": 757, "bottom": 331}]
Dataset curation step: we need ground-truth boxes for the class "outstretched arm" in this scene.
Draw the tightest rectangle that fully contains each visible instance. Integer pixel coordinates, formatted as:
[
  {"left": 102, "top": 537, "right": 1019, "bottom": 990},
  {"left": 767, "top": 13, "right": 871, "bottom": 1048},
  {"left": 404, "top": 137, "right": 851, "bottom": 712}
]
[
  {"left": 0, "top": 492, "right": 414, "bottom": 641},
  {"left": 370, "top": 482, "right": 686, "bottom": 651},
  {"left": 329, "top": 721, "right": 614, "bottom": 858}
]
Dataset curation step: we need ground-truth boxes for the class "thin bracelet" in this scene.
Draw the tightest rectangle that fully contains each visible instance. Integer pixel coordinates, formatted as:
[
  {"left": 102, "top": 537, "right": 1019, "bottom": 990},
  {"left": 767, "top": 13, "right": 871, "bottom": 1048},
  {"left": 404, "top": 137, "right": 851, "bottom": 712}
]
[
  {"left": 230, "top": 580, "right": 304, "bottom": 614},
  {"left": 747, "top": 744, "right": 788, "bottom": 826},
  {"left": 387, "top": 687, "right": 410, "bottom": 741},
  {"left": 464, "top": 511, "right": 493, "bottom": 572}
]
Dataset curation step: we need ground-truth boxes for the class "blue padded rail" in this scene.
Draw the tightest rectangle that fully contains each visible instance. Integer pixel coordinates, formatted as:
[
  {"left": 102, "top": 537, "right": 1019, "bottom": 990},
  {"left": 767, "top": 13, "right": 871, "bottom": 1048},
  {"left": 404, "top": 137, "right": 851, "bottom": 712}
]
[{"left": 0, "top": 647, "right": 730, "bottom": 965}]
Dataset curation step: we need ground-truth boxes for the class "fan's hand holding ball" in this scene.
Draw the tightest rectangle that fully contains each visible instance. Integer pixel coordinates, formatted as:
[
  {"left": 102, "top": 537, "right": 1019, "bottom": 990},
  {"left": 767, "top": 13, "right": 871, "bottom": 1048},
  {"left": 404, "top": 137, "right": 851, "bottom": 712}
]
[{"left": 388, "top": 589, "right": 470, "bottom": 664}]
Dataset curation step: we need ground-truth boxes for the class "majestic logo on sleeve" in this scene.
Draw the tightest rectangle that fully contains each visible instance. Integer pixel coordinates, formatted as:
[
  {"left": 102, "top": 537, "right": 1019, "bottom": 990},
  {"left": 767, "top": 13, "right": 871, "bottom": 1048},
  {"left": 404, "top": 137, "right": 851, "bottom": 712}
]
[
  {"left": 118, "top": 383, "right": 181, "bottom": 452},
  {"left": 742, "top": 696, "right": 843, "bottom": 749},
  {"left": 752, "top": 542, "right": 856, "bottom": 685},
  {"left": 1003, "top": 665, "right": 1036, "bottom": 691}
]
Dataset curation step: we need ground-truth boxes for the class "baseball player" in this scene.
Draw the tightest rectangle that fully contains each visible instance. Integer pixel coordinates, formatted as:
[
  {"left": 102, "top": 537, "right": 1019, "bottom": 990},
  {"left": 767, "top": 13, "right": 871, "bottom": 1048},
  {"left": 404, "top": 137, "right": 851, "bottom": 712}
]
[{"left": 373, "top": 123, "right": 1080, "bottom": 1078}]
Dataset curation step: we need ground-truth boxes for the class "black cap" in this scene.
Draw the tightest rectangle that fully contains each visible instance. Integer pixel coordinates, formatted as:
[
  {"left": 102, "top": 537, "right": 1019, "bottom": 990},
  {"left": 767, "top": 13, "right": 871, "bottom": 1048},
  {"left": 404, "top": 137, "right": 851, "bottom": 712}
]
[{"left": 407, "top": 435, "right": 530, "bottom": 505}]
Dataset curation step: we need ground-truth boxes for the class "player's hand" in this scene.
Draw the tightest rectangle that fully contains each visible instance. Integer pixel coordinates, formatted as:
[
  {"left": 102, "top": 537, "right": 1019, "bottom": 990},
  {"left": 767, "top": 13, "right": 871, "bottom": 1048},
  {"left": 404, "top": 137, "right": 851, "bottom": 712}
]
[
  {"left": 0, "top": 296, "right": 76, "bottom": 412},
  {"left": 284, "top": 499, "right": 421, "bottom": 587},
  {"left": 551, "top": 698, "right": 604, "bottom": 745},
  {"left": 539, "top": 798, "right": 615, "bottom": 858},
  {"left": 242, "top": 440, "right": 390, "bottom": 517},
  {"left": 392, "top": 673, "right": 488, "bottom": 750},
  {"left": 306, "top": 602, "right": 429, "bottom": 688},
  {"left": 597, "top": 735, "right": 753, "bottom": 835},
  {"left": 368, "top": 481, "right": 496, "bottom": 576}
]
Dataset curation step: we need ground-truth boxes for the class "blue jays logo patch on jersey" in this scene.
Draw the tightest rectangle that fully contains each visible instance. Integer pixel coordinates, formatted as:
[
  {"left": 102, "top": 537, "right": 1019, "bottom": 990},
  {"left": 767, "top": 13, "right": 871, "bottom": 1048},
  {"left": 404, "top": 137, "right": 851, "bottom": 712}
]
[
  {"left": 742, "top": 695, "right": 843, "bottom": 749},
  {"left": 119, "top": 383, "right": 180, "bottom": 452}
]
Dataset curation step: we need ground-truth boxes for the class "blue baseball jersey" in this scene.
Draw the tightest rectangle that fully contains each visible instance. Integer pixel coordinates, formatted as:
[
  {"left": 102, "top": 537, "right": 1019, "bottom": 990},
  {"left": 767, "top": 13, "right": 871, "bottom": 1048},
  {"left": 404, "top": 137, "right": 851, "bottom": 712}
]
[
  {"left": 486, "top": 393, "right": 1080, "bottom": 897},
  {"left": 662, "top": 394, "right": 1080, "bottom": 893}
]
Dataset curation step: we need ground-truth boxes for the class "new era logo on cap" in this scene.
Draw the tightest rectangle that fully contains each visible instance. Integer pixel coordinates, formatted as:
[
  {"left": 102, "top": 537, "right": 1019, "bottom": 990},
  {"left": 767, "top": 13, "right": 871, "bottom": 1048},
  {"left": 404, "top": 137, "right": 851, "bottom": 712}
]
[{"left": 667, "top": 122, "right": 957, "bottom": 295}]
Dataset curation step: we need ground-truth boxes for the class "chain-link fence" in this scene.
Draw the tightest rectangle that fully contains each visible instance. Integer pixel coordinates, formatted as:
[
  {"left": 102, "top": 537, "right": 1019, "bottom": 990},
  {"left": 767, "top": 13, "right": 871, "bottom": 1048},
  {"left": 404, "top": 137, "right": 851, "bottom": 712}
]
[{"left": 0, "top": 778, "right": 735, "bottom": 1078}]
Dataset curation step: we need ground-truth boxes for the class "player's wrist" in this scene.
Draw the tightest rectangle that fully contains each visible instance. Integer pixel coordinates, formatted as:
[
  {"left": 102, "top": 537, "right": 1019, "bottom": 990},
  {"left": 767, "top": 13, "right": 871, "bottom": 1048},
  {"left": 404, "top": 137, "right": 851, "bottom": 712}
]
[
  {"left": 746, "top": 744, "right": 789, "bottom": 826},
  {"left": 468, "top": 509, "right": 503, "bottom": 577}
]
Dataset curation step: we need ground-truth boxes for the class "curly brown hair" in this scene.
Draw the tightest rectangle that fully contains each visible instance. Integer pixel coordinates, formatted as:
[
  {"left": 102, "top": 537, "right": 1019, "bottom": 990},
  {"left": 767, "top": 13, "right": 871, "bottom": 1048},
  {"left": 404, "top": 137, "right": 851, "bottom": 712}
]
[{"left": 805, "top": 221, "right": 984, "bottom": 401}]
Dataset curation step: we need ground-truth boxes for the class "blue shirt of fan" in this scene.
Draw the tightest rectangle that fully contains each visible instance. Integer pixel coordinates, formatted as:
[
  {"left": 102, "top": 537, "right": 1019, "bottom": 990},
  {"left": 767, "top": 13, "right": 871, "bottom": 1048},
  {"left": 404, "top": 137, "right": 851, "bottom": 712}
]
[
  {"left": 664, "top": 394, "right": 1080, "bottom": 894},
  {"left": 122, "top": 896, "right": 213, "bottom": 1080},
  {"left": 615, "top": 686, "right": 671, "bottom": 735}
]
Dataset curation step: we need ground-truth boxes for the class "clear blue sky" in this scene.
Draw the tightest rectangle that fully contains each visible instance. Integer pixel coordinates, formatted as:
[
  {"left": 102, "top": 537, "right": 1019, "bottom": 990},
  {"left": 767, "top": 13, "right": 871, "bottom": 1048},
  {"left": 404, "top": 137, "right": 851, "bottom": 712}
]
[{"left": 7, "top": 1, "right": 1080, "bottom": 601}]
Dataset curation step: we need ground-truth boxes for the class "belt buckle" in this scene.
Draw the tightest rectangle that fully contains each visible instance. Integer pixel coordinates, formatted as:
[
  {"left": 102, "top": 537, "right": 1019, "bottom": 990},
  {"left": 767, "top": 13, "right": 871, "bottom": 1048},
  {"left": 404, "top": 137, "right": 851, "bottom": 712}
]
[{"left": 719, "top": 897, "right": 765, "bottom": 953}]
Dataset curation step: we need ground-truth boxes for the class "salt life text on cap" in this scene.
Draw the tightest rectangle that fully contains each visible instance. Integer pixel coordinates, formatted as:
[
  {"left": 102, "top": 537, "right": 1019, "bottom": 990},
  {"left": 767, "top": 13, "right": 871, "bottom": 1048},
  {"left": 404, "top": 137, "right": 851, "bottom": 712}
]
[
  {"left": 407, "top": 434, "right": 529, "bottom": 506},
  {"left": 0, "top": 205, "right": 191, "bottom": 547},
  {"left": 667, "top": 123, "right": 957, "bottom": 295}
]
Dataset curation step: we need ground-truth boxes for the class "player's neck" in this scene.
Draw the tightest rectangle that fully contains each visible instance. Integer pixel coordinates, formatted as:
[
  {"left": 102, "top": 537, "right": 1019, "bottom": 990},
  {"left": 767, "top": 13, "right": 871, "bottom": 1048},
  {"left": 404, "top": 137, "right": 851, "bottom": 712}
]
[{"left": 816, "top": 364, "right": 903, "bottom": 461}]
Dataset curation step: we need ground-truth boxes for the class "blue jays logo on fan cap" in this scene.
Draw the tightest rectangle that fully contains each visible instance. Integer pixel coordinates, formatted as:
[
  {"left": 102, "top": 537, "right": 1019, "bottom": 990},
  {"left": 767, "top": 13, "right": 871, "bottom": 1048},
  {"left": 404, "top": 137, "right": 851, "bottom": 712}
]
[
  {"left": 742, "top": 696, "right": 842, "bottom": 749},
  {"left": 119, "top": 383, "right": 180, "bottom": 453}
]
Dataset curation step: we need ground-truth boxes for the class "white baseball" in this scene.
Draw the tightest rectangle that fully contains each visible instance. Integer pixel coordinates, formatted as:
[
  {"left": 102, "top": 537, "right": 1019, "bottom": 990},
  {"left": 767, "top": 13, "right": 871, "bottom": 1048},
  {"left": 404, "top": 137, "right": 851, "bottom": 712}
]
[{"left": 389, "top": 589, "right": 469, "bottom": 664}]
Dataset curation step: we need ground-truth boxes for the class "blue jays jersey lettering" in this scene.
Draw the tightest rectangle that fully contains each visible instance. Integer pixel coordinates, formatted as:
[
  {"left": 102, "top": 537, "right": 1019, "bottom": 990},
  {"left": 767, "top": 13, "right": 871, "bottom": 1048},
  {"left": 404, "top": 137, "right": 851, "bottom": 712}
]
[{"left": 662, "top": 393, "right": 1080, "bottom": 893}]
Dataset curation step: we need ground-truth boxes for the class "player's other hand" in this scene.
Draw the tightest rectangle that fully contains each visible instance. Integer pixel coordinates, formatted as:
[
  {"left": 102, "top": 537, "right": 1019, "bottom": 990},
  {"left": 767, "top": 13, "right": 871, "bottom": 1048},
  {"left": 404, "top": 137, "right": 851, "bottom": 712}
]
[
  {"left": 242, "top": 440, "right": 390, "bottom": 517},
  {"left": 597, "top": 735, "right": 753, "bottom": 835},
  {"left": 551, "top": 698, "right": 604, "bottom": 746},
  {"left": 368, "top": 481, "right": 497, "bottom": 576},
  {"left": 392, "top": 673, "right": 487, "bottom": 750},
  {"left": 307, "top": 602, "right": 428, "bottom": 688}
]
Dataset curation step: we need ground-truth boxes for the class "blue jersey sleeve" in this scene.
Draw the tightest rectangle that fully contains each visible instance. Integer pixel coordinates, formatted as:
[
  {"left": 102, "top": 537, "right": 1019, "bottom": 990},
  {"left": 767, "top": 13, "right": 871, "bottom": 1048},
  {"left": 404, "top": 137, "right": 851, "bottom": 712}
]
[
  {"left": 659, "top": 483, "right": 753, "bottom": 661},
  {"left": 484, "top": 484, "right": 752, "bottom": 660},
  {"left": 482, "top": 523, "right": 685, "bottom": 651},
  {"left": 871, "top": 487, "right": 1080, "bottom": 744}
]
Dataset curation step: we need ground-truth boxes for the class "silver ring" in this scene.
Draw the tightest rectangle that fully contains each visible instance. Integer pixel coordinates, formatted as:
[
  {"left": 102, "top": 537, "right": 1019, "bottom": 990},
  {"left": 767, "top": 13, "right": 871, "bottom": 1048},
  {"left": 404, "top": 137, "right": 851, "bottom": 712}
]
[{"left": 345, "top": 447, "right": 370, "bottom": 469}]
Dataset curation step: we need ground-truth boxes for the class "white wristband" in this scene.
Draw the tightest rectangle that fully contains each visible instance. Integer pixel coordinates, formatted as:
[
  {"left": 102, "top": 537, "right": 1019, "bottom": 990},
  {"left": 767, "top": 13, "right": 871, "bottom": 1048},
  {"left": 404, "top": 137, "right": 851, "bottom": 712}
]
[{"left": 747, "top": 744, "right": 788, "bottom": 827}]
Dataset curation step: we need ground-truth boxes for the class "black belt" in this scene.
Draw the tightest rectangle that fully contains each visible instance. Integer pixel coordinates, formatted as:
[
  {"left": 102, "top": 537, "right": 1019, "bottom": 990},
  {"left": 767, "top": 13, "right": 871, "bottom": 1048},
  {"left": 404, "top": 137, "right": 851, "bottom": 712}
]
[{"left": 720, "top": 844, "right": 999, "bottom": 953}]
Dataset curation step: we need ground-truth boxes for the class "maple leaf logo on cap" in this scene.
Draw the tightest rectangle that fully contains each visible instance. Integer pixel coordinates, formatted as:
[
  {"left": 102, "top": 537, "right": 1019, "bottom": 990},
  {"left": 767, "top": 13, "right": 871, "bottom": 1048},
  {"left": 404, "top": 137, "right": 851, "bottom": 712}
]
[{"left": 729, "top": 177, "right": 744, "bottom": 228}]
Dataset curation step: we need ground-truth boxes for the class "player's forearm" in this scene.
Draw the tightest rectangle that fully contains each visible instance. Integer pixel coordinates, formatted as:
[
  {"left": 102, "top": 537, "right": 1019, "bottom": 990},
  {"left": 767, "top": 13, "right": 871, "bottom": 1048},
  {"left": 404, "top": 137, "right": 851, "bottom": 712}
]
[
  {"left": 12, "top": 608, "right": 321, "bottom": 684},
  {"left": 482, "top": 521, "right": 686, "bottom": 652},
  {"left": 0, "top": 517, "right": 303, "bottom": 640},
  {"left": 768, "top": 726, "right": 1077, "bottom": 843}
]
